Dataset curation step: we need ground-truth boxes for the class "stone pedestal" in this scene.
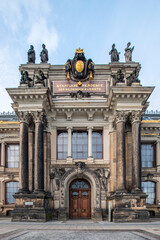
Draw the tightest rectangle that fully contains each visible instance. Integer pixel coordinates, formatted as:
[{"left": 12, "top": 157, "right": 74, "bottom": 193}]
[
  {"left": 110, "top": 191, "right": 149, "bottom": 222},
  {"left": 93, "top": 208, "right": 103, "bottom": 221},
  {"left": 12, "top": 193, "right": 53, "bottom": 222}
]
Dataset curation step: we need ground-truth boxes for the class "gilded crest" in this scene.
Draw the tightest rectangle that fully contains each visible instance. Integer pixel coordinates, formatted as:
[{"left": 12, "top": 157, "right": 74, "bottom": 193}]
[
  {"left": 65, "top": 48, "right": 94, "bottom": 82},
  {"left": 75, "top": 60, "right": 84, "bottom": 72}
]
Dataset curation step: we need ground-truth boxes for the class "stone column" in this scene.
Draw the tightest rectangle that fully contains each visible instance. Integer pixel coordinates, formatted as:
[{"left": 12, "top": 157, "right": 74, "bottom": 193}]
[
  {"left": 66, "top": 127, "right": 72, "bottom": 163},
  {"left": 1, "top": 142, "right": 5, "bottom": 167},
  {"left": 44, "top": 130, "right": 50, "bottom": 192},
  {"left": 28, "top": 127, "right": 34, "bottom": 192},
  {"left": 34, "top": 112, "right": 44, "bottom": 192},
  {"left": 47, "top": 132, "right": 51, "bottom": 192},
  {"left": 19, "top": 112, "right": 30, "bottom": 193},
  {"left": 131, "top": 111, "right": 141, "bottom": 191},
  {"left": 116, "top": 111, "right": 126, "bottom": 192}
]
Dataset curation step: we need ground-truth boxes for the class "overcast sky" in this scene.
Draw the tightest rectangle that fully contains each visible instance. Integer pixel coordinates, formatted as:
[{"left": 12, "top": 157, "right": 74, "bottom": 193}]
[{"left": 0, "top": 0, "right": 160, "bottom": 112}]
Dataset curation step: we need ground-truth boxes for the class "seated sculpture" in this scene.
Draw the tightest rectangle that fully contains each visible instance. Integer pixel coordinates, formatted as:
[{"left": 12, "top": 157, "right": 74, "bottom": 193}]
[{"left": 35, "top": 70, "right": 46, "bottom": 86}]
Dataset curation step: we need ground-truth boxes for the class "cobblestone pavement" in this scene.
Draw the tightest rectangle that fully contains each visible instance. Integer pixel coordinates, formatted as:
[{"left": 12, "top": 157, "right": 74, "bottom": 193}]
[
  {"left": 2, "top": 230, "right": 159, "bottom": 240},
  {"left": 0, "top": 218, "right": 160, "bottom": 240}
]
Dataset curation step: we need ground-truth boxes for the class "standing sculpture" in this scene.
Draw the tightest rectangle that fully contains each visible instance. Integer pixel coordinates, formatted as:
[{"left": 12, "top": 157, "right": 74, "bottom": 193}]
[
  {"left": 124, "top": 42, "right": 134, "bottom": 62},
  {"left": 40, "top": 44, "right": 48, "bottom": 63},
  {"left": 109, "top": 44, "right": 120, "bottom": 62},
  {"left": 27, "top": 45, "right": 35, "bottom": 64}
]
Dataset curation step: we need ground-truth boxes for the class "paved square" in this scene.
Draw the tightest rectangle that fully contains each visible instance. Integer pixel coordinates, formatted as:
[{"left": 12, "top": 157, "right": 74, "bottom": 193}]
[{"left": 2, "top": 230, "right": 158, "bottom": 240}]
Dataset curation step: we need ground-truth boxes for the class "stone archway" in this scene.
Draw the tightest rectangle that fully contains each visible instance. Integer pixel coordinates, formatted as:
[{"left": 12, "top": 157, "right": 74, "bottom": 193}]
[
  {"left": 69, "top": 178, "right": 91, "bottom": 219},
  {"left": 60, "top": 167, "right": 101, "bottom": 219}
]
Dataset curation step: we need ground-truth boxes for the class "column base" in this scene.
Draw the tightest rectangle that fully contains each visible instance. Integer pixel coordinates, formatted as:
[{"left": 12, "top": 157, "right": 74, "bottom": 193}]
[
  {"left": 109, "top": 191, "right": 149, "bottom": 222},
  {"left": 92, "top": 208, "right": 103, "bottom": 221},
  {"left": 87, "top": 157, "right": 94, "bottom": 163},
  {"left": 66, "top": 157, "right": 73, "bottom": 163},
  {"left": 12, "top": 192, "right": 53, "bottom": 222},
  {"left": 113, "top": 208, "right": 149, "bottom": 222}
]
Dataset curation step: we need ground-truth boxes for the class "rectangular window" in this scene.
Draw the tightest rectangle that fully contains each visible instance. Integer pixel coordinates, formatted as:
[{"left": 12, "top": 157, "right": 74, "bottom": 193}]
[
  {"left": 92, "top": 131, "right": 103, "bottom": 159},
  {"left": 142, "top": 181, "right": 156, "bottom": 204},
  {"left": 6, "top": 182, "right": 19, "bottom": 204},
  {"left": 6, "top": 144, "right": 19, "bottom": 168},
  {"left": 141, "top": 144, "right": 155, "bottom": 168},
  {"left": 72, "top": 131, "right": 88, "bottom": 159},
  {"left": 57, "top": 131, "right": 68, "bottom": 159}
]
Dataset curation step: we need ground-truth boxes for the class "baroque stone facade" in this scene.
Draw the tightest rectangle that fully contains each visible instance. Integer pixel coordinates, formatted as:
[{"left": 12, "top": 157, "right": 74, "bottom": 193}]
[{"left": 0, "top": 48, "right": 160, "bottom": 222}]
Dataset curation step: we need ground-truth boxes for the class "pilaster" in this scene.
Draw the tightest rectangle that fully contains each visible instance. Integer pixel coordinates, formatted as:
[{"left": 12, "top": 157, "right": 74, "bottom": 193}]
[
  {"left": 87, "top": 127, "right": 94, "bottom": 163},
  {"left": 1, "top": 142, "right": 5, "bottom": 167},
  {"left": 156, "top": 140, "right": 160, "bottom": 172},
  {"left": 66, "top": 127, "right": 73, "bottom": 163}
]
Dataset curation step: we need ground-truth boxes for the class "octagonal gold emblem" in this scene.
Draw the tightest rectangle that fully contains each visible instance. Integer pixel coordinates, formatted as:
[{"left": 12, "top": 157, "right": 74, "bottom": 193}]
[{"left": 75, "top": 60, "right": 84, "bottom": 72}]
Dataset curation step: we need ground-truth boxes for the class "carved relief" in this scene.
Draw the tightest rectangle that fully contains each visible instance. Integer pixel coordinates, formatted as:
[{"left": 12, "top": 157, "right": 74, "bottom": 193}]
[
  {"left": 75, "top": 162, "right": 86, "bottom": 175},
  {"left": 50, "top": 168, "right": 66, "bottom": 191},
  {"left": 94, "top": 169, "right": 110, "bottom": 191}
]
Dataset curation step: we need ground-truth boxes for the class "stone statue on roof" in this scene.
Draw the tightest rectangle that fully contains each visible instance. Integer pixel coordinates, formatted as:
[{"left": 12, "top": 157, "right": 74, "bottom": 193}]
[
  {"left": 124, "top": 42, "right": 134, "bottom": 62},
  {"left": 109, "top": 44, "right": 120, "bottom": 62},
  {"left": 40, "top": 44, "right": 48, "bottom": 63},
  {"left": 27, "top": 45, "right": 35, "bottom": 64}
]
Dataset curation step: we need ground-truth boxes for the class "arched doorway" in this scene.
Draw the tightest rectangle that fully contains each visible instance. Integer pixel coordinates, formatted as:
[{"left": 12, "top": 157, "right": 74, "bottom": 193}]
[{"left": 69, "top": 179, "right": 91, "bottom": 219}]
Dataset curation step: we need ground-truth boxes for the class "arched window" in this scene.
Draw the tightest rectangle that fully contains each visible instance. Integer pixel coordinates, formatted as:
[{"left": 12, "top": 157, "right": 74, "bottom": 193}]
[
  {"left": 141, "top": 181, "right": 156, "bottom": 204},
  {"left": 6, "top": 182, "right": 19, "bottom": 204}
]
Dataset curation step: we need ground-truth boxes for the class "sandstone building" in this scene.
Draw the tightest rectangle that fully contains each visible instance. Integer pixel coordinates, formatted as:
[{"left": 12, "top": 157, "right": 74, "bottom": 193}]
[{"left": 0, "top": 47, "right": 160, "bottom": 222}]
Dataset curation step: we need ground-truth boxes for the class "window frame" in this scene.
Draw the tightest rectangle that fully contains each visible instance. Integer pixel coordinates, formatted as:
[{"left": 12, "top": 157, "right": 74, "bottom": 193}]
[
  {"left": 5, "top": 181, "right": 19, "bottom": 205},
  {"left": 57, "top": 130, "right": 68, "bottom": 160},
  {"left": 141, "top": 142, "right": 156, "bottom": 168},
  {"left": 92, "top": 130, "right": 103, "bottom": 159},
  {"left": 72, "top": 131, "right": 88, "bottom": 160},
  {"left": 141, "top": 181, "right": 156, "bottom": 205},
  {"left": 5, "top": 143, "right": 19, "bottom": 168}
]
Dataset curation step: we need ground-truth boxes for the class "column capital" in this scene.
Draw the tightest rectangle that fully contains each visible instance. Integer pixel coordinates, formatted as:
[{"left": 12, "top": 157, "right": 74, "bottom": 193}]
[
  {"left": 66, "top": 126, "right": 73, "bottom": 131},
  {"left": 17, "top": 111, "right": 32, "bottom": 124},
  {"left": 87, "top": 126, "right": 93, "bottom": 130},
  {"left": 115, "top": 111, "right": 127, "bottom": 123},
  {"left": 32, "top": 111, "right": 47, "bottom": 126},
  {"left": 131, "top": 111, "right": 142, "bottom": 123}
]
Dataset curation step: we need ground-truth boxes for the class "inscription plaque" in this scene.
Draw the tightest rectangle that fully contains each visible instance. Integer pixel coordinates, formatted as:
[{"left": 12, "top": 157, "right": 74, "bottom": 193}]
[{"left": 53, "top": 81, "right": 106, "bottom": 94}]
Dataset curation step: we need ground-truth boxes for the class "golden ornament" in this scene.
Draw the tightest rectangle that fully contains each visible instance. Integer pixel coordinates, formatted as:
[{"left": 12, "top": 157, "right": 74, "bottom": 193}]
[{"left": 75, "top": 60, "right": 84, "bottom": 72}]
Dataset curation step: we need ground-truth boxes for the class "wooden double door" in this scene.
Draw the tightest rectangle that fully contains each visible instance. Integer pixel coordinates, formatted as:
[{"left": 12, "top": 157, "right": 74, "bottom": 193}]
[{"left": 69, "top": 179, "right": 91, "bottom": 219}]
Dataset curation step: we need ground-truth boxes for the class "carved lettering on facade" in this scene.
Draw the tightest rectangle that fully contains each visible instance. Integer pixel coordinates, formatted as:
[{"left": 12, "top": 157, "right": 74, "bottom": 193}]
[{"left": 53, "top": 81, "right": 106, "bottom": 94}]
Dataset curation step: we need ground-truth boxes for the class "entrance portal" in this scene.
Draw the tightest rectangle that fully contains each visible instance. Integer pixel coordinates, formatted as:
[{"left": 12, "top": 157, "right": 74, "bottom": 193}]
[{"left": 69, "top": 179, "right": 91, "bottom": 219}]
